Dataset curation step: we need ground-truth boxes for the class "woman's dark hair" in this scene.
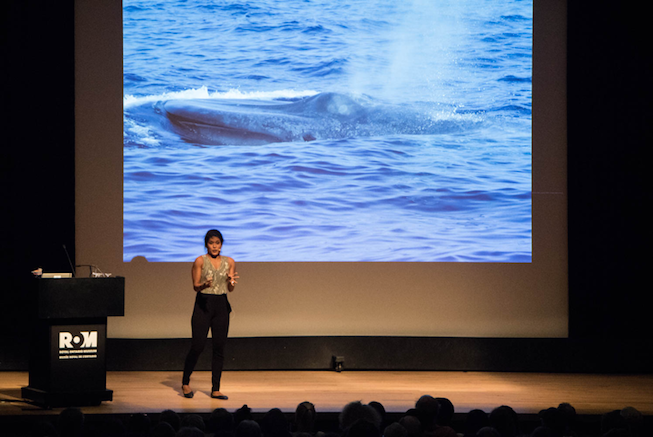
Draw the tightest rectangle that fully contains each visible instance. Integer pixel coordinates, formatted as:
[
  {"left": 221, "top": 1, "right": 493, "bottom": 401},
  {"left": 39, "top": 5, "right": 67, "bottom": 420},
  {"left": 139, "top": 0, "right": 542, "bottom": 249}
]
[{"left": 205, "top": 229, "right": 224, "bottom": 246}]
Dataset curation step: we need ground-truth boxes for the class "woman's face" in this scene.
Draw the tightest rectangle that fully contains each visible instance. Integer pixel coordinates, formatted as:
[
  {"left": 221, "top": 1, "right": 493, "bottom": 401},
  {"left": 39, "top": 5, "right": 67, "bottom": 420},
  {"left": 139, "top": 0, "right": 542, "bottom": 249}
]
[{"left": 206, "top": 236, "right": 222, "bottom": 257}]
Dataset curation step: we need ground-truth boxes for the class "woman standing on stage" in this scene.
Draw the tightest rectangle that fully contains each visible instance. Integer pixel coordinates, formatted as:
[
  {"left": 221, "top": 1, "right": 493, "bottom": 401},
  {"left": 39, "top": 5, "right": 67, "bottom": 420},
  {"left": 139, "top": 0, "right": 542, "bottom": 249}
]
[{"left": 182, "top": 229, "right": 238, "bottom": 399}]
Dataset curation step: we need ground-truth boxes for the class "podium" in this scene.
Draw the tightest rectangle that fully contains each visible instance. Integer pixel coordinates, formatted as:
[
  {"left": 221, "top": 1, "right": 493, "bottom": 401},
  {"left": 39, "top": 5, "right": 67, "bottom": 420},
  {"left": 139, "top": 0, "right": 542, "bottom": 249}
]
[{"left": 22, "top": 277, "right": 125, "bottom": 407}]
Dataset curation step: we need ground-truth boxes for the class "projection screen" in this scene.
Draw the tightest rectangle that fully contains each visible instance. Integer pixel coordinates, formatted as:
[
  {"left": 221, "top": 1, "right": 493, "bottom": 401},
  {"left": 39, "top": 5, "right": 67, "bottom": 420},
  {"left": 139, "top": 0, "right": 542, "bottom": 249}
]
[{"left": 75, "top": 0, "right": 567, "bottom": 339}]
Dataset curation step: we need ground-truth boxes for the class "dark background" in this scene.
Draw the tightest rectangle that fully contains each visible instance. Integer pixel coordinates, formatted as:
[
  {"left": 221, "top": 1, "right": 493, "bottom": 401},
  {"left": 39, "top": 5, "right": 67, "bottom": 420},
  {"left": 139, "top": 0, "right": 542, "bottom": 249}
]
[{"left": 1, "top": 1, "right": 651, "bottom": 372}]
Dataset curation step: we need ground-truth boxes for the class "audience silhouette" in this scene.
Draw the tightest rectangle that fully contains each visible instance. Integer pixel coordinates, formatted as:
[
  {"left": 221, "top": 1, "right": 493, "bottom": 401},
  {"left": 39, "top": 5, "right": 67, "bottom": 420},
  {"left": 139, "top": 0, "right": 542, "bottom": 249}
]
[{"left": 6, "top": 398, "right": 650, "bottom": 437}]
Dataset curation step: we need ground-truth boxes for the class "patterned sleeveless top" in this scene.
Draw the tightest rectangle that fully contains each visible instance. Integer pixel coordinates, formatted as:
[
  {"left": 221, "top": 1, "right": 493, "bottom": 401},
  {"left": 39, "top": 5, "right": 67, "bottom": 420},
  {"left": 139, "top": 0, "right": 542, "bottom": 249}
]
[{"left": 200, "top": 254, "right": 229, "bottom": 295}]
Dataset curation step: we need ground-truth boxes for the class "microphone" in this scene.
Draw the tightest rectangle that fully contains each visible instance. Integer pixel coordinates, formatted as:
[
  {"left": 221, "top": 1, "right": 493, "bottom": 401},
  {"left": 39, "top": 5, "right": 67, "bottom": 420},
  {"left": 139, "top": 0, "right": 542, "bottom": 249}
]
[{"left": 62, "top": 244, "right": 76, "bottom": 277}]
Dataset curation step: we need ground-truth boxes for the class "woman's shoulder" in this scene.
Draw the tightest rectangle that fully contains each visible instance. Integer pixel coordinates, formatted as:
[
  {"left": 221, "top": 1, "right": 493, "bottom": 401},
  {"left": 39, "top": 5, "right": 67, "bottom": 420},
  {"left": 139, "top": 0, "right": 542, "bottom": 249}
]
[{"left": 194, "top": 255, "right": 206, "bottom": 266}]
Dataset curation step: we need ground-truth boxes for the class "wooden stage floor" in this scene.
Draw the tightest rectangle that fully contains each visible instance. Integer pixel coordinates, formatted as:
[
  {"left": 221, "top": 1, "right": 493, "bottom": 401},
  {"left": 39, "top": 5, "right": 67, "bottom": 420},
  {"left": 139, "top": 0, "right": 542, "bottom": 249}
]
[{"left": 1, "top": 371, "right": 653, "bottom": 417}]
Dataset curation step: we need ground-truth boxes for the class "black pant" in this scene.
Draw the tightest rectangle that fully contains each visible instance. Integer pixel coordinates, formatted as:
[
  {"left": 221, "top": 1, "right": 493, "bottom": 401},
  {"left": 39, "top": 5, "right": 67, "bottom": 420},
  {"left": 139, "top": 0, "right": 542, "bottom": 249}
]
[{"left": 182, "top": 293, "right": 231, "bottom": 391}]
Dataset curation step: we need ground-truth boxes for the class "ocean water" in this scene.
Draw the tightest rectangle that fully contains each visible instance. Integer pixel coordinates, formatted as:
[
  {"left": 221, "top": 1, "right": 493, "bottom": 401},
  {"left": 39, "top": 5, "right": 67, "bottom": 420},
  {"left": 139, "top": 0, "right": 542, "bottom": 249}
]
[{"left": 123, "top": 0, "right": 532, "bottom": 262}]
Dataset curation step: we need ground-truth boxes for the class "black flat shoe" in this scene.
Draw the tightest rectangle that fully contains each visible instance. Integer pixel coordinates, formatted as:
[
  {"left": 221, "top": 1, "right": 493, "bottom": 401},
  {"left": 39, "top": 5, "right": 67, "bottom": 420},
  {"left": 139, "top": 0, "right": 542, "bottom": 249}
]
[
  {"left": 211, "top": 392, "right": 228, "bottom": 400},
  {"left": 182, "top": 386, "right": 194, "bottom": 398}
]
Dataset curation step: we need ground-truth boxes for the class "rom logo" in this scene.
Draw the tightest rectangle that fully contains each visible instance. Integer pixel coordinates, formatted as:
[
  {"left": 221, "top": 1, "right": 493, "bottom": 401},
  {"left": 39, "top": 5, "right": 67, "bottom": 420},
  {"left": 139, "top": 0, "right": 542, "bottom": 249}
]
[{"left": 59, "top": 331, "right": 98, "bottom": 349}]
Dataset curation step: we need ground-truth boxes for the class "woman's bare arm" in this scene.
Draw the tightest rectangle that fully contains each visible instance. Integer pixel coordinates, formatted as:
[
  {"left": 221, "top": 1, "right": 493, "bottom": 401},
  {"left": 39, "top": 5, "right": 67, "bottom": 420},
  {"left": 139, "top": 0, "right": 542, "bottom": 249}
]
[
  {"left": 191, "top": 256, "right": 212, "bottom": 292},
  {"left": 227, "top": 257, "right": 239, "bottom": 292}
]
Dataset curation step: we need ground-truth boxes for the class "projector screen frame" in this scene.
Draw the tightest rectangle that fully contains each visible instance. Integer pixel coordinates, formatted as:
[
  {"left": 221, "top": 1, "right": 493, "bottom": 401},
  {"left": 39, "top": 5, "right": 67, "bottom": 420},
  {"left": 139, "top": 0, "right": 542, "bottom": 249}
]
[{"left": 75, "top": 0, "right": 568, "bottom": 340}]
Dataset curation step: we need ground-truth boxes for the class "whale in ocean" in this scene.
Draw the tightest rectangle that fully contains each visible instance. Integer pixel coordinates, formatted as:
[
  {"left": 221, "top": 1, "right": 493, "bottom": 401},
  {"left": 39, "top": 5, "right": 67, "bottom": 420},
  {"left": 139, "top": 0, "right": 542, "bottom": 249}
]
[
  {"left": 130, "top": 92, "right": 481, "bottom": 147},
  {"left": 160, "top": 92, "right": 370, "bottom": 146}
]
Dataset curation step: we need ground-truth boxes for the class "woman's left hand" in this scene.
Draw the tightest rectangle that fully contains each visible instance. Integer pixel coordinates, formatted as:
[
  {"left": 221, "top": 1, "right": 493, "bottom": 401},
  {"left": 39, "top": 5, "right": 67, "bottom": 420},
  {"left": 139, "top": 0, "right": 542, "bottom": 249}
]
[{"left": 228, "top": 272, "right": 239, "bottom": 287}]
